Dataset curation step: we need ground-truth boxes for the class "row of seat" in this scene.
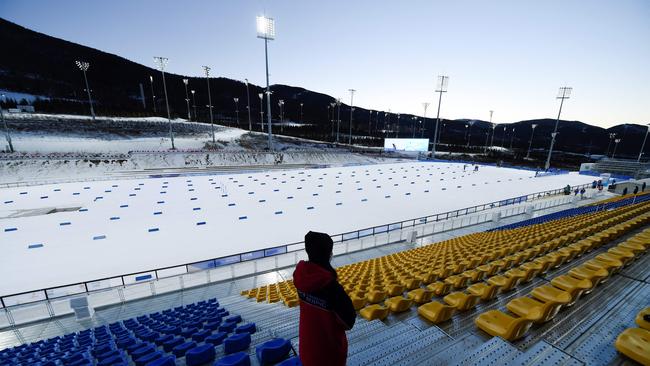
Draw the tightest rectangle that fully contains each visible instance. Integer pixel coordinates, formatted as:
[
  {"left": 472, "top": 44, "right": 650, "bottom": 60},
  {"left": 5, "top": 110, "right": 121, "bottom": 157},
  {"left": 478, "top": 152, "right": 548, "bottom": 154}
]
[
  {"left": 0, "top": 297, "right": 297, "bottom": 366},
  {"left": 615, "top": 306, "right": 650, "bottom": 365},
  {"left": 474, "top": 222, "right": 650, "bottom": 341}
]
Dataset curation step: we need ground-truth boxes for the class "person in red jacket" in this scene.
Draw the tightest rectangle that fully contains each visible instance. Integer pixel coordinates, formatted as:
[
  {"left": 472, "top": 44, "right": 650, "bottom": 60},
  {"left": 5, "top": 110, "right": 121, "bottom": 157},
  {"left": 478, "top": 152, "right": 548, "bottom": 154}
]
[{"left": 293, "top": 231, "right": 356, "bottom": 366}]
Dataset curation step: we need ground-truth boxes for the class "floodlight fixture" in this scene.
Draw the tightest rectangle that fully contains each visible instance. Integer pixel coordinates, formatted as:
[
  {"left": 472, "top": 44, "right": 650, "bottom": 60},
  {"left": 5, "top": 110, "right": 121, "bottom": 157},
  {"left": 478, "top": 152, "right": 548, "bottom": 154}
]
[
  {"left": 182, "top": 79, "right": 190, "bottom": 120},
  {"left": 526, "top": 124, "right": 538, "bottom": 159},
  {"left": 74, "top": 60, "right": 95, "bottom": 121},
  {"left": 256, "top": 16, "right": 275, "bottom": 40},
  {"left": 203, "top": 66, "right": 215, "bottom": 143},
  {"left": 432, "top": 75, "right": 449, "bottom": 156}
]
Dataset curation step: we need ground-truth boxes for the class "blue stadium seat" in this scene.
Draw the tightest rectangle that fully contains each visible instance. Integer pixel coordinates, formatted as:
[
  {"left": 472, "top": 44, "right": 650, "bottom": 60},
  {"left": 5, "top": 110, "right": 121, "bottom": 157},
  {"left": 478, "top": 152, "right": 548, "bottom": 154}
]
[
  {"left": 172, "top": 341, "right": 197, "bottom": 357},
  {"left": 215, "top": 352, "right": 251, "bottom": 366},
  {"left": 235, "top": 323, "right": 256, "bottom": 334},
  {"left": 219, "top": 322, "right": 237, "bottom": 333},
  {"left": 205, "top": 332, "right": 228, "bottom": 346},
  {"left": 97, "top": 353, "right": 127, "bottom": 366},
  {"left": 192, "top": 329, "right": 212, "bottom": 342},
  {"left": 145, "top": 355, "right": 176, "bottom": 366},
  {"left": 224, "top": 333, "right": 251, "bottom": 354},
  {"left": 154, "top": 334, "right": 174, "bottom": 346},
  {"left": 277, "top": 357, "right": 302, "bottom": 366},
  {"left": 186, "top": 344, "right": 217, "bottom": 366},
  {"left": 162, "top": 337, "right": 184, "bottom": 352},
  {"left": 256, "top": 338, "right": 291, "bottom": 364},
  {"left": 134, "top": 350, "right": 164, "bottom": 366},
  {"left": 130, "top": 344, "right": 156, "bottom": 359}
]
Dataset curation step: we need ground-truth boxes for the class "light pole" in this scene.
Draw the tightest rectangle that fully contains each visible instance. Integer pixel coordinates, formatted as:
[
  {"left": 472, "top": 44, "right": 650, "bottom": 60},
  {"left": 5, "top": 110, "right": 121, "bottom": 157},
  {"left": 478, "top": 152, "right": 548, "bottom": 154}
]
[
  {"left": 526, "top": 124, "right": 537, "bottom": 159},
  {"left": 329, "top": 103, "right": 335, "bottom": 139},
  {"left": 545, "top": 86, "right": 572, "bottom": 170},
  {"left": 191, "top": 90, "right": 197, "bottom": 121},
  {"left": 336, "top": 98, "right": 341, "bottom": 143},
  {"left": 422, "top": 102, "right": 429, "bottom": 139},
  {"left": 613, "top": 138, "right": 621, "bottom": 158},
  {"left": 412, "top": 117, "right": 418, "bottom": 138},
  {"left": 348, "top": 89, "right": 356, "bottom": 145},
  {"left": 638, "top": 124, "right": 650, "bottom": 162},
  {"left": 244, "top": 79, "right": 252, "bottom": 131},
  {"left": 149, "top": 75, "right": 156, "bottom": 113},
  {"left": 299, "top": 102, "right": 303, "bottom": 124},
  {"left": 464, "top": 124, "right": 469, "bottom": 146},
  {"left": 257, "top": 15, "right": 275, "bottom": 150},
  {"left": 488, "top": 110, "right": 495, "bottom": 147},
  {"left": 203, "top": 66, "right": 215, "bottom": 143},
  {"left": 501, "top": 126, "right": 506, "bottom": 148},
  {"left": 278, "top": 99, "right": 284, "bottom": 132},
  {"left": 233, "top": 98, "right": 240, "bottom": 127},
  {"left": 509, "top": 128, "right": 516, "bottom": 149},
  {"left": 182, "top": 79, "right": 191, "bottom": 120},
  {"left": 153, "top": 56, "right": 174, "bottom": 149},
  {"left": 432, "top": 75, "right": 449, "bottom": 156},
  {"left": 258, "top": 93, "right": 264, "bottom": 131},
  {"left": 466, "top": 121, "right": 475, "bottom": 147},
  {"left": 368, "top": 110, "right": 373, "bottom": 135},
  {"left": 392, "top": 113, "right": 400, "bottom": 138},
  {"left": 483, "top": 129, "right": 490, "bottom": 154},
  {"left": 385, "top": 110, "right": 390, "bottom": 134},
  {"left": 75, "top": 61, "right": 95, "bottom": 121},
  {"left": 606, "top": 132, "right": 616, "bottom": 157},
  {"left": 1, "top": 94, "right": 14, "bottom": 153}
]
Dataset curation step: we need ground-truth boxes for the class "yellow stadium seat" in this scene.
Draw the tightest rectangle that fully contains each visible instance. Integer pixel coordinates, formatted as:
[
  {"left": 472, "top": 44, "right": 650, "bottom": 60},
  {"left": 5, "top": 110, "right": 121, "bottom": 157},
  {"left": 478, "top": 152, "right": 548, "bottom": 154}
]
[
  {"left": 417, "top": 301, "right": 455, "bottom": 324},
  {"left": 550, "top": 275, "right": 592, "bottom": 304},
  {"left": 427, "top": 281, "right": 452, "bottom": 296},
  {"left": 618, "top": 241, "right": 645, "bottom": 256},
  {"left": 506, "top": 296, "right": 565, "bottom": 324},
  {"left": 568, "top": 266, "right": 609, "bottom": 288},
  {"left": 637, "top": 307, "right": 650, "bottom": 331},
  {"left": 359, "top": 304, "right": 390, "bottom": 321},
  {"left": 407, "top": 288, "right": 434, "bottom": 304},
  {"left": 488, "top": 275, "right": 520, "bottom": 292},
  {"left": 385, "top": 296, "right": 413, "bottom": 313},
  {"left": 444, "top": 275, "right": 469, "bottom": 289},
  {"left": 366, "top": 290, "right": 388, "bottom": 304},
  {"left": 615, "top": 328, "right": 650, "bottom": 365},
  {"left": 351, "top": 294, "right": 367, "bottom": 310},
  {"left": 474, "top": 310, "right": 534, "bottom": 341},
  {"left": 385, "top": 283, "right": 405, "bottom": 296},
  {"left": 467, "top": 282, "right": 499, "bottom": 301},
  {"left": 443, "top": 292, "right": 479, "bottom": 311}
]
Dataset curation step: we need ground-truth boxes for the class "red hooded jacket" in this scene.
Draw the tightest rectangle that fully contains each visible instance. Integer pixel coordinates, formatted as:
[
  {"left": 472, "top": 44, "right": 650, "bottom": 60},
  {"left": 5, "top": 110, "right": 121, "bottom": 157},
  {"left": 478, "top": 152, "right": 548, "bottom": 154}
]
[{"left": 293, "top": 260, "right": 356, "bottom": 366}]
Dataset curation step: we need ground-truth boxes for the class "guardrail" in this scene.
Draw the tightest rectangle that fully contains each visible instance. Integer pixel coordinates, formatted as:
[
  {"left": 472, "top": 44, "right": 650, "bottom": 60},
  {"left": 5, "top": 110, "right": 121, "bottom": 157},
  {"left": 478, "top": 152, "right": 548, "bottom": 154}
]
[{"left": 0, "top": 182, "right": 592, "bottom": 313}]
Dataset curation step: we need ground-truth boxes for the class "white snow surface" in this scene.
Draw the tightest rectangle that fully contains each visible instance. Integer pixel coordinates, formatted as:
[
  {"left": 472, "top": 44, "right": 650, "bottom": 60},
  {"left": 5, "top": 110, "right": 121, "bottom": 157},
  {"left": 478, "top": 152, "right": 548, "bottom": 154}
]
[{"left": 0, "top": 161, "right": 594, "bottom": 296}]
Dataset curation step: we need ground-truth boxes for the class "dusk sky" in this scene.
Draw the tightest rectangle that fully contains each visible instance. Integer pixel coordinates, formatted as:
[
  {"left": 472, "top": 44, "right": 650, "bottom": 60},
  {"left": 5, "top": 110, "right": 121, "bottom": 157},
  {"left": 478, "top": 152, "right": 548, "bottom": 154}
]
[{"left": 1, "top": 0, "right": 649, "bottom": 127}]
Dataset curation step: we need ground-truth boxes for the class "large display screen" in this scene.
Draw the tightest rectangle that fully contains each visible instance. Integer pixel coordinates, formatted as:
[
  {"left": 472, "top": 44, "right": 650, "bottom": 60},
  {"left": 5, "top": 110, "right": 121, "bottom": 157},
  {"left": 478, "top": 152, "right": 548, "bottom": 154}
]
[{"left": 384, "top": 138, "right": 430, "bottom": 152}]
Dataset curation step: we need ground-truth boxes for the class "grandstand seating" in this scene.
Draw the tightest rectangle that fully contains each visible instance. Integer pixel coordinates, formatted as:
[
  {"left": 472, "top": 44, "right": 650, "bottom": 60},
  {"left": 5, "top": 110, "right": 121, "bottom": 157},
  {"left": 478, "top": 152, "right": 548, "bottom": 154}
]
[
  {"left": 0, "top": 298, "right": 298, "bottom": 366},
  {"left": 615, "top": 306, "right": 650, "bottom": 365}
]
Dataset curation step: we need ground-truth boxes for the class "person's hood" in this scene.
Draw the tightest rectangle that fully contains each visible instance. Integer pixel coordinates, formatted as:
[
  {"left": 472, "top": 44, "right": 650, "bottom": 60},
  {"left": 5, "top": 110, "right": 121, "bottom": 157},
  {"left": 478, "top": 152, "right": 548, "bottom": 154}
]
[{"left": 293, "top": 260, "right": 335, "bottom": 293}]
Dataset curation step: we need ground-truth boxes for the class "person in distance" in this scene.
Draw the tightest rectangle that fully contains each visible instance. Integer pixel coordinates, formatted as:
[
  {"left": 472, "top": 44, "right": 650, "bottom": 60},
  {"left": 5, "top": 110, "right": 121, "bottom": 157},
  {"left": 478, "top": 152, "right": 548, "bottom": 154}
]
[{"left": 293, "top": 231, "right": 356, "bottom": 366}]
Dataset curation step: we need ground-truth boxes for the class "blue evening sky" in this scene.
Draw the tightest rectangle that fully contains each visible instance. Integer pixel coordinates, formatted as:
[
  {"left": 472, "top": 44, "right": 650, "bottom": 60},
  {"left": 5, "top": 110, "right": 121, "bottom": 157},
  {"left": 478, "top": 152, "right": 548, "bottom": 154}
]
[{"left": 1, "top": 0, "right": 649, "bottom": 127}]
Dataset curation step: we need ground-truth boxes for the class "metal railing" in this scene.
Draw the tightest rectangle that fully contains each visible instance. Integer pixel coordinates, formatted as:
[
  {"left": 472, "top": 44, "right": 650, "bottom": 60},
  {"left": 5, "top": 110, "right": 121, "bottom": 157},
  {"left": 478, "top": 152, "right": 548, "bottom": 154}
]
[{"left": 0, "top": 182, "right": 591, "bottom": 310}]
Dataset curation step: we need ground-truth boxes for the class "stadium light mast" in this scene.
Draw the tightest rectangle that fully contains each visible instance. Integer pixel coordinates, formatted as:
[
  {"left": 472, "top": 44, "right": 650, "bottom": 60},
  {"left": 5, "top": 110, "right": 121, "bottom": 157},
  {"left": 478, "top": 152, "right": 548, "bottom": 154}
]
[
  {"left": 299, "top": 102, "right": 304, "bottom": 124},
  {"left": 257, "top": 15, "right": 275, "bottom": 150},
  {"left": 432, "top": 75, "right": 449, "bottom": 157},
  {"left": 153, "top": 56, "right": 174, "bottom": 149},
  {"left": 638, "top": 124, "right": 650, "bottom": 162},
  {"left": 422, "top": 102, "right": 429, "bottom": 139},
  {"left": 348, "top": 89, "right": 356, "bottom": 145},
  {"left": 368, "top": 110, "right": 373, "bottom": 135},
  {"left": 396, "top": 113, "right": 401, "bottom": 138},
  {"left": 544, "top": 86, "right": 572, "bottom": 170},
  {"left": 412, "top": 117, "right": 418, "bottom": 138},
  {"left": 526, "top": 124, "right": 538, "bottom": 159},
  {"left": 509, "top": 127, "right": 516, "bottom": 149},
  {"left": 466, "top": 121, "right": 475, "bottom": 147},
  {"left": 335, "top": 98, "right": 341, "bottom": 143},
  {"left": 613, "top": 138, "right": 621, "bottom": 158},
  {"left": 149, "top": 75, "right": 156, "bottom": 113},
  {"left": 0, "top": 94, "right": 14, "bottom": 153},
  {"left": 191, "top": 90, "right": 197, "bottom": 121},
  {"left": 75, "top": 61, "right": 96, "bottom": 121},
  {"left": 234, "top": 98, "right": 240, "bottom": 127},
  {"left": 245, "top": 79, "right": 252, "bottom": 131},
  {"left": 278, "top": 99, "right": 284, "bottom": 132},
  {"left": 259, "top": 93, "right": 264, "bottom": 131},
  {"left": 182, "top": 79, "right": 191, "bottom": 121},
  {"left": 203, "top": 66, "right": 215, "bottom": 143},
  {"left": 488, "top": 110, "right": 495, "bottom": 147}
]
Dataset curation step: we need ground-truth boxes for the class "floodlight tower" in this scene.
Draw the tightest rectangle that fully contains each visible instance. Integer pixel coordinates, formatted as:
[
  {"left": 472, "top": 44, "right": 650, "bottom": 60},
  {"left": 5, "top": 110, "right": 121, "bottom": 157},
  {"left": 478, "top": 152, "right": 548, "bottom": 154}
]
[
  {"left": 299, "top": 102, "right": 304, "bottom": 124},
  {"left": 526, "top": 124, "right": 538, "bottom": 159},
  {"left": 203, "top": 66, "right": 215, "bottom": 143},
  {"left": 544, "top": 86, "right": 572, "bottom": 170},
  {"left": 1, "top": 94, "right": 14, "bottom": 153},
  {"left": 336, "top": 99, "right": 342, "bottom": 143},
  {"left": 509, "top": 128, "right": 516, "bottom": 149},
  {"left": 191, "top": 90, "right": 196, "bottom": 120},
  {"left": 182, "top": 79, "right": 191, "bottom": 120},
  {"left": 606, "top": 133, "right": 616, "bottom": 156},
  {"left": 466, "top": 121, "right": 475, "bottom": 147},
  {"left": 234, "top": 98, "right": 240, "bottom": 127},
  {"left": 75, "top": 60, "right": 96, "bottom": 121},
  {"left": 348, "top": 89, "right": 356, "bottom": 144},
  {"left": 488, "top": 110, "right": 495, "bottom": 147},
  {"left": 432, "top": 75, "right": 449, "bottom": 156},
  {"left": 257, "top": 15, "right": 275, "bottom": 150},
  {"left": 613, "top": 138, "right": 621, "bottom": 158},
  {"left": 258, "top": 93, "right": 264, "bottom": 131},
  {"left": 149, "top": 75, "right": 156, "bottom": 113},
  {"left": 329, "top": 103, "right": 336, "bottom": 139},
  {"left": 412, "top": 117, "right": 418, "bottom": 138},
  {"left": 638, "top": 124, "right": 650, "bottom": 162},
  {"left": 245, "top": 79, "right": 252, "bottom": 131},
  {"left": 396, "top": 113, "right": 401, "bottom": 138},
  {"left": 422, "top": 102, "right": 429, "bottom": 139},
  {"left": 153, "top": 56, "right": 174, "bottom": 149},
  {"left": 278, "top": 99, "right": 284, "bottom": 132},
  {"left": 368, "top": 110, "right": 373, "bottom": 135}
]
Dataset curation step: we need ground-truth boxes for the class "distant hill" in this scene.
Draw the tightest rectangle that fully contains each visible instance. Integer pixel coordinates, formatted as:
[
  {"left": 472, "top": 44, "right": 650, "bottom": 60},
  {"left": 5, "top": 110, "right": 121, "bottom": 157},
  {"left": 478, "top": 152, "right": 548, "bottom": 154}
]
[{"left": 0, "top": 18, "right": 647, "bottom": 158}]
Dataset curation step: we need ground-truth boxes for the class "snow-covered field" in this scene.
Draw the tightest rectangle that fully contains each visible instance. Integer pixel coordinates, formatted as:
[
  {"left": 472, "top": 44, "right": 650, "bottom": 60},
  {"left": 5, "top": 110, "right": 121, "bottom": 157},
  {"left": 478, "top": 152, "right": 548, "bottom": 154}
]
[{"left": 0, "top": 161, "right": 594, "bottom": 296}]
